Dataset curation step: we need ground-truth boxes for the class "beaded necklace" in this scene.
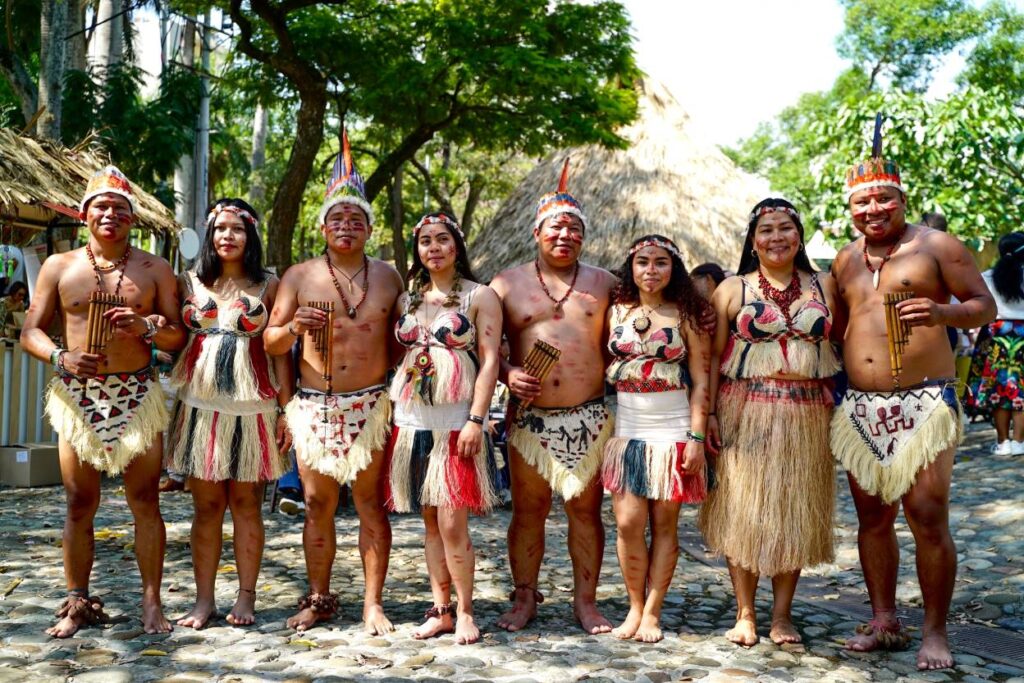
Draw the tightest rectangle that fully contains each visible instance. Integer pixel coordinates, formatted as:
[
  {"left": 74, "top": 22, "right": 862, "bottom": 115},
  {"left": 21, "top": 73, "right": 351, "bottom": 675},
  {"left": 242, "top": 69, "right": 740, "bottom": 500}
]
[
  {"left": 757, "top": 267, "right": 802, "bottom": 325},
  {"left": 86, "top": 243, "right": 131, "bottom": 296},
  {"left": 535, "top": 259, "right": 579, "bottom": 313},
  {"left": 325, "top": 253, "right": 369, "bottom": 319}
]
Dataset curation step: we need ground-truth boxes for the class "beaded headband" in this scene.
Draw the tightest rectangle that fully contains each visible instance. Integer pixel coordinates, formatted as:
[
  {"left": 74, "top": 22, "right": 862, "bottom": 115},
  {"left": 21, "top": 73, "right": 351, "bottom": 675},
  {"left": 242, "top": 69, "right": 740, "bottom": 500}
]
[
  {"left": 628, "top": 238, "right": 682, "bottom": 262},
  {"left": 414, "top": 213, "right": 464, "bottom": 239},
  {"left": 750, "top": 204, "right": 800, "bottom": 224},
  {"left": 207, "top": 204, "right": 258, "bottom": 228}
]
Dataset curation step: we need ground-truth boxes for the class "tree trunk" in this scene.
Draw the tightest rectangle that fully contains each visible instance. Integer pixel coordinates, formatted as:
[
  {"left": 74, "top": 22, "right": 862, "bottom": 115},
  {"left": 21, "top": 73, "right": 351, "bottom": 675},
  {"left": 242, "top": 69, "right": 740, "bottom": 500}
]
[
  {"left": 65, "top": 0, "right": 87, "bottom": 74},
  {"left": 265, "top": 88, "right": 327, "bottom": 272},
  {"left": 90, "top": 0, "right": 123, "bottom": 73},
  {"left": 390, "top": 165, "right": 407, "bottom": 278},
  {"left": 0, "top": 46, "right": 38, "bottom": 123},
  {"left": 461, "top": 175, "right": 484, "bottom": 238},
  {"left": 173, "top": 19, "right": 195, "bottom": 229},
  {"left": 249, "top": 100, "right": 269, "bottom": 209},
  {"left": 38, "top": 0, "right": 68, "bottom": 139}
]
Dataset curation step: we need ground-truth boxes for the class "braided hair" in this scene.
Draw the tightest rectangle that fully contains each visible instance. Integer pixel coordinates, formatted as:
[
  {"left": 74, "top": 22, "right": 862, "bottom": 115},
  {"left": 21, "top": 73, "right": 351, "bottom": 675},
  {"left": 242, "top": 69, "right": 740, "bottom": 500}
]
[{"left": 405, "top": 212, "right": 477, "bottom": 314}]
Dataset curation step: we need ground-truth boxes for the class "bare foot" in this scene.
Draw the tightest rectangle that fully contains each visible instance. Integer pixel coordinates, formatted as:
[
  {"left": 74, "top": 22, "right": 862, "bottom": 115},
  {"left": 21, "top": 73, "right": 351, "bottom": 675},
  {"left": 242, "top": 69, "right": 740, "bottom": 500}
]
[
  {"left": 497, "top": 589, "right": 539, "bottom": 632},
  {"left": 46, "top": 594, "right": 107, "bottom": 638},
  {"left": 142, "top": 599, "right": 173, "bottom": 635},
  {"left": 611, "top": 606, "right": 643, "bottom": 640},
  {"left": 769, "top": 617, "right": 802, "bottom": 644},
  {"left": 726, "top": 617, "right": 758, "bottom": 646},
  {"left": 455, "top": 613, "right": 480, "bottom": 645},
  {"left": 226, "top": 590, "right": 256, "bottom": 626},
  {"left": 845, "top": 617, "right": 908, "bottom": 652},
  {"left": 362, "top": 603, "right": 394, "bottom": 635},
  {"left": 286, "top": 606, "right": 332, "bottom": 632},
  {"left": 176, "top": 600, "right": 217, "bottom": 630},
  {"left": 574, "top": 600, "right": 612, "bottom": 635},
  {"left": 413, "top": 613, "right": 454, "bottom": 639},
  {"left": 917, "top": 632, "right": 954, "bottom": 670},
  {"left": 633, "top": 614, "right": 663, "bottom": 643}
]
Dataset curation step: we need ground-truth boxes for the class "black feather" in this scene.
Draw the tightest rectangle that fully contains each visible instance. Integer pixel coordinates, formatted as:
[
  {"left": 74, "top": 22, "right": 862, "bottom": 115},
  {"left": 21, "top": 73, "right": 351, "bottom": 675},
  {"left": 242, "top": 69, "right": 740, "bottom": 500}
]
[{"left": 871, "top": 113, "right": 884, "bottom": 158}]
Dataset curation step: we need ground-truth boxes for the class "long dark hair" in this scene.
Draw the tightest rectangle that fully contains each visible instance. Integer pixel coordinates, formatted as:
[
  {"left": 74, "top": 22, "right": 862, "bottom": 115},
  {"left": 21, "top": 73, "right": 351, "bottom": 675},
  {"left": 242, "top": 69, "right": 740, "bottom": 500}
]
[
  {"left": 406, "top": 212, "right": 477, "bottom": 288},
  {"left": 736, "top": 197, "right": 816, "bottom": 276},
  {"left": 611, "top": 234, "right": 712, "bottom": 331},
  {"left": 194, "top": 198, "right": 269, "bottom": 286},
  {"left": 992, "top": 231, "right": 1024, "bottom": 303}
]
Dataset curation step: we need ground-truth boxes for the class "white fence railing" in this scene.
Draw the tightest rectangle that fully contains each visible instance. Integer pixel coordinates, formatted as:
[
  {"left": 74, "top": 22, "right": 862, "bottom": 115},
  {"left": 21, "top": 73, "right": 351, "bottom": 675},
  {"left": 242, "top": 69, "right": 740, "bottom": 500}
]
[{"left": 0, "top": 338, "right": 55, "bottom": 445}]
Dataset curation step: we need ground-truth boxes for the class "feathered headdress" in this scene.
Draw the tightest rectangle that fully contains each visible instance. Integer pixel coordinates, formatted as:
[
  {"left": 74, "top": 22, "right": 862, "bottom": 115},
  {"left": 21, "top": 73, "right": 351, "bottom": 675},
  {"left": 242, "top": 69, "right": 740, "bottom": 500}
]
[
  {"left": 844, "top": 113, "right": 904, "bottom": 201},
  {"left": 80, "top": 165, "right": 137, "bottom": 215},
  {"left": 319, "top": 128, "right": 374, "bottom": 226},
  {"left": 534, "top": 157, "right": 588, "bottom": 231}
]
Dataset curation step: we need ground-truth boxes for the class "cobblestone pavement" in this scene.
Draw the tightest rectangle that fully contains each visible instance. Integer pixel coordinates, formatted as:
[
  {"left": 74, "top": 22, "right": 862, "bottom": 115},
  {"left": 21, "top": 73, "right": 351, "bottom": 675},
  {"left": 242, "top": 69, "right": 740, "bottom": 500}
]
[{"left": 0, "top": 422, "right": 1021, "bottom": 683}]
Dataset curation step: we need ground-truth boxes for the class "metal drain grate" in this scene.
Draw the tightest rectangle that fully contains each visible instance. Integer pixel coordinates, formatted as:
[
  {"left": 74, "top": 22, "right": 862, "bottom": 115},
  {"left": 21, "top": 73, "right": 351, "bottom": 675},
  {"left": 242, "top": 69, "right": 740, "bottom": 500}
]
[{"left": 676, "top": 529, "right": 1024, "bottom": 669}]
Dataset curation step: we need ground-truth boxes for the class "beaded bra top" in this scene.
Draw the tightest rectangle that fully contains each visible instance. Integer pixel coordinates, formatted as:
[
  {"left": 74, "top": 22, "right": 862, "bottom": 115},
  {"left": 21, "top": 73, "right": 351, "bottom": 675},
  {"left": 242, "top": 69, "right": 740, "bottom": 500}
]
[
  {"left": 395, "top": 309, "right": 476, "bottom": 351},
  {"left": 732, "top": 275, "right": 830, "bottom": 343}
]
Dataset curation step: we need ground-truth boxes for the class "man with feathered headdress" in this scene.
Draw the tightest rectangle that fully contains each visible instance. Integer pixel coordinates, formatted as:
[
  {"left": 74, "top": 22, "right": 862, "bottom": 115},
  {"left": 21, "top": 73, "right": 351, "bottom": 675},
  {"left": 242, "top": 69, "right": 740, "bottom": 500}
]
[
  {"left": 490, "top": 158, "right": 619, "bottom": 634},
  {"left": 830, "top": 115, "right": 995, "bottom": 670},
  {"left": 21, "top": 165, "right": 186, "bottom": 637},
  {"left": 264, "top": 130, "right": 404, "bottom": 634}
]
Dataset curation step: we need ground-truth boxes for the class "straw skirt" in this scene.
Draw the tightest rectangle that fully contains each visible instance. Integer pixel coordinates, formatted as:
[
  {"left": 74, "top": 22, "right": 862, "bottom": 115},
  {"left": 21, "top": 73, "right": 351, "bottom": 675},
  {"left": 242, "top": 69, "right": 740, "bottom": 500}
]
[{"left": 698, "top": 377, "right": 835, "bottom": 576}]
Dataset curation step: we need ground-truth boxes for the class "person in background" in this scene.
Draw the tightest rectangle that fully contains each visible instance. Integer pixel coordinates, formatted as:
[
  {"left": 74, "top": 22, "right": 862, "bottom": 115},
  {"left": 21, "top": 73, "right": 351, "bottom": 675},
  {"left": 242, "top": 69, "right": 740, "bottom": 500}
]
[
  {"left": 972, "top": 232, "right": 1024, "bottom": 455},
  {"left": 690, "top": 262, "right": 726, "bottom": 300},
  {"left": 0, "top": 281, "right": 28, "bottom": 337},
  {"left": 920, "top": 212, "right": 948, "bottom": 232}
]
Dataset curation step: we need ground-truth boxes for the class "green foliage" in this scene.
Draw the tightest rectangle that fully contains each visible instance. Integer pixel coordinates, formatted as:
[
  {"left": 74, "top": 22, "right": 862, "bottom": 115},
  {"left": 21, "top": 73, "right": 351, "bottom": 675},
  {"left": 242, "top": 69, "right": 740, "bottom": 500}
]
[
  {"left": 836, "top": 0, "right": 984, "bottom": 90},
  {"left": 61, "top": 63, "right": 202, "bottom": 207},
  {"left": 809, "top": 88, "right": 1024, "bottom": 245},
  {"left": 729, "top": 0, "right": 1024, "bottom": 249}
]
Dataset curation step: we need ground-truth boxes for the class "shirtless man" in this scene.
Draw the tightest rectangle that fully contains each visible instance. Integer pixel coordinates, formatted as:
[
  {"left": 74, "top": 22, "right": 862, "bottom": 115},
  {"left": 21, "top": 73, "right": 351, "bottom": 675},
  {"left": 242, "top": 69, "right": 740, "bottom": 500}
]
[
  {"left": 21, "top": 166, "right": 186, "bottom": 637},
  {"left": 265, "top": 137, "right": 404, "bottom": 634},
  {"left": 491, "top": 162, "right": 617, "bottom": 634},
  {"left": 830, "top": 152, "right": 995, "bottom": 670}
]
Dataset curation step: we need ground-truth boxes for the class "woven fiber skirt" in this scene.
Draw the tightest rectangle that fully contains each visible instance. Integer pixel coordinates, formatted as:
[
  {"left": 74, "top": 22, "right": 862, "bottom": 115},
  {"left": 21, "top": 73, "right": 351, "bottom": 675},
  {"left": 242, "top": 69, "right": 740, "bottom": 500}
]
[
  {"left": 698, "top": 377, "right": 835, "bottom": 576},
  {"left": 385, "top": 400, "right": 498, "bottom": 514}
]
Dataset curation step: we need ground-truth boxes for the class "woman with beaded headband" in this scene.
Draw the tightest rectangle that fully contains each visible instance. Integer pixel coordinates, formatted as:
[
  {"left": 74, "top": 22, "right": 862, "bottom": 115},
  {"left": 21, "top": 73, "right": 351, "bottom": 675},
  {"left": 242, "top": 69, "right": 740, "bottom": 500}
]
[
  {"left": 602, "top": 234, "right": 713, "bottom": 643},
  {"left": 168, "top": 198, "right": 292, "bottom": 628},
  {"left": 698, "top": 197, "right": 841, "bottom": 646},
  {"left": 384, "top": 211, "right": 503, "bottom": 644}
]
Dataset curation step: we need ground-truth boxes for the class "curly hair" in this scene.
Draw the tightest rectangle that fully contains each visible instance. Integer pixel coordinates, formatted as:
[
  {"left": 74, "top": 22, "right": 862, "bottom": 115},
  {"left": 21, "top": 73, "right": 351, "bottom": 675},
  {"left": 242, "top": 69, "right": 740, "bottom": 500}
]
[{"left": 611, "top": 234, "right": 712, "bottom": 331}]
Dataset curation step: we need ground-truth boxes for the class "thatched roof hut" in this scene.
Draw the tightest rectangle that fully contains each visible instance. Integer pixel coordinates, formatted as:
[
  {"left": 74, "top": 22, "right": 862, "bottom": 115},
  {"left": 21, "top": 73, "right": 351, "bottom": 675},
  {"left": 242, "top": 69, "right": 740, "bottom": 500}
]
[
  {"left": 0, "top": 128, "right": 178, "bottom": 246},
  {"left": 471, "top": 79, "right": 769, "bottom": 281}
]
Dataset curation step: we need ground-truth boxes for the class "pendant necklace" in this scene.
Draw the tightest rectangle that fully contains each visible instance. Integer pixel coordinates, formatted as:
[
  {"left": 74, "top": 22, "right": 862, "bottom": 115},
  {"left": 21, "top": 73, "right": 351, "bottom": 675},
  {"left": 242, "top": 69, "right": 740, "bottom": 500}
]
[
  {"left": 325, "top": 254, "right": 369, "bottom": 319},
  {"left": 86, "top": 243, "right": 131, "bottom": 296},
  {"left": 535, "top": 259, "right": 579, "bottom": 313},
  {"left": 632, "top": 304, "right": 656, "bottom": 335},
  {"left": 862, "top": 229, "right": 906, "bottom": 290}
]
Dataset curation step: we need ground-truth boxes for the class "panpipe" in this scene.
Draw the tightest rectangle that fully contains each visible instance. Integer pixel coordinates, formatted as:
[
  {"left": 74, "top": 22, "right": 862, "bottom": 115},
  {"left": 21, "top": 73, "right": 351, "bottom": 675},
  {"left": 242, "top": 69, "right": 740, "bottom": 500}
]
[
  {"left": 883, "top": 291, "right": 914, "bottom": 388},
  {"left": 86, "top": 291, "right": 126, "bottom": 354},
  {"left": 521, "top": 339, "right": 561, "bottom": 401},
  {"left": 307, "top": 301, "right": 335, "bottom": 391}
]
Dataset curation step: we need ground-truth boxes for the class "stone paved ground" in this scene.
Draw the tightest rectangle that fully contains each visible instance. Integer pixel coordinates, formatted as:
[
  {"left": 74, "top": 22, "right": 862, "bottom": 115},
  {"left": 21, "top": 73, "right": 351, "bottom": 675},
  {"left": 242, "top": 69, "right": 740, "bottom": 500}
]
[{"left": 0, "top": 421, "right": 1022, "bottom": 683}]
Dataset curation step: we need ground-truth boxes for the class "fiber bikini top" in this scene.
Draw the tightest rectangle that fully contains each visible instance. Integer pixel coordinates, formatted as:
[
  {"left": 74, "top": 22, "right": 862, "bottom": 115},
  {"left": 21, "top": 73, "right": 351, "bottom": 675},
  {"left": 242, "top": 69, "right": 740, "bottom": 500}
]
[
  {"left": 181, "top": 274, "right": 270, "bottom": 338},
  {"left": 394, "top": 286, "right": 478, "bottom": 352},
  {"left": 732, "top": 275, "right": 831, "bottom": 343}
]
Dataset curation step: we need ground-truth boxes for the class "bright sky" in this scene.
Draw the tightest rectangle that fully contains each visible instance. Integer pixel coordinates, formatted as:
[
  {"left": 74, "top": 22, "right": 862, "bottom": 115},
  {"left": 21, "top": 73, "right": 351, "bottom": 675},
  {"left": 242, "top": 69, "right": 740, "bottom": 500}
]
[{"left": 134, "top": 1, "right": 1024, "bottom": 148}]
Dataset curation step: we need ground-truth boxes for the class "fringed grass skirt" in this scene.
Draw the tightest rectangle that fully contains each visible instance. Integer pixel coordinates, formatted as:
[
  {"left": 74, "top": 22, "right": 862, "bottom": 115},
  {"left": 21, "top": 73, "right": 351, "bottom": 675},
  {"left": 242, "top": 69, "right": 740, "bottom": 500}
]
[
  {"left": 286, "top": 384, "right": 391, "bottom": 484},
  {"left": 832, "top": 380, "right": 962, "bottom": 504},
  {"left": 385, "top": 400, "right": 498, "bottom": 513},
  {"left": 698, "top": 377, "right": 835, "bottom": 576},
  {"left": 167, "top": 394, "right": 286, "bottom": 483},
  {"left": 602, "top": 390, "right": 706, "bottom": 503},
  {"left": 507, "top": 398, "right": 613, "bottom": 500},
  {"left": 45, "top": 368, "right": 169, "bottom": 475}
]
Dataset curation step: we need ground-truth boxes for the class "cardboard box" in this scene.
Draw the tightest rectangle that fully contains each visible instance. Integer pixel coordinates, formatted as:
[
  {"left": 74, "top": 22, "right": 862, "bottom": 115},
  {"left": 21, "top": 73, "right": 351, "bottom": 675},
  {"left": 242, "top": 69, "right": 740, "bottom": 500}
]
[{"left": 0, "top": 443, "right": 62, "bottom": 487}]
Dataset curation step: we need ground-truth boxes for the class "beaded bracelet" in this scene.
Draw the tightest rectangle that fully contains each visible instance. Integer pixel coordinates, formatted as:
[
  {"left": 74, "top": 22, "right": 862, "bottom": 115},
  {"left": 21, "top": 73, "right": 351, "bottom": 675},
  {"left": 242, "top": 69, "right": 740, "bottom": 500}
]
[
  {"left": 467, "top": 414, "right": 485, "bottom": 425},
  {"left": 49, "top": 347, "right": 65, "bottom": 367},
  {"left": 686, "top": 430, "right": 705, "bottom": 443}
]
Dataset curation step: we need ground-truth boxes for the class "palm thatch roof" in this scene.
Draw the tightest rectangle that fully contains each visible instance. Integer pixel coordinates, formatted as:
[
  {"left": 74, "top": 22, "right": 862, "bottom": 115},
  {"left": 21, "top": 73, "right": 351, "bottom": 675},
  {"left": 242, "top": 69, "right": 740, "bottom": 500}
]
[
  {"left": 471, "top": 79, "right": 769, "bottom": 281},
  {"left": 0, "top": 128, "right": 178, "bottom": 246}
]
